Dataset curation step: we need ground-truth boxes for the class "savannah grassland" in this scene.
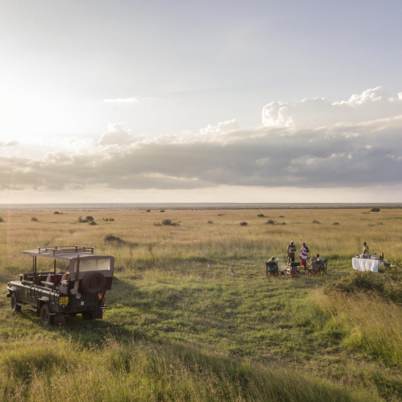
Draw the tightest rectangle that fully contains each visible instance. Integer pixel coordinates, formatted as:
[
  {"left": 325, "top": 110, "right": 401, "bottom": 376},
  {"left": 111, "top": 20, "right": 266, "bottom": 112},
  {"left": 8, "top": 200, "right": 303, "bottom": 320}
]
[{"left": 0, "top": 207, "right": 401, "bottom": 402}]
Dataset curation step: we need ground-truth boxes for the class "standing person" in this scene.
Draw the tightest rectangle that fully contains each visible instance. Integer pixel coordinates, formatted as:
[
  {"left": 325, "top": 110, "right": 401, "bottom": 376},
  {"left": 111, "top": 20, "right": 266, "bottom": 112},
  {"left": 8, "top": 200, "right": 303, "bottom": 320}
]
[
  {"left": 300, "top": 242, "right": 309, "bottom": 270},
  {"left": 287, "top": 241, "right": 297, "bottom": 263},
  {"left": 362, "top": 241, "right": 370, "bottom": 258}
]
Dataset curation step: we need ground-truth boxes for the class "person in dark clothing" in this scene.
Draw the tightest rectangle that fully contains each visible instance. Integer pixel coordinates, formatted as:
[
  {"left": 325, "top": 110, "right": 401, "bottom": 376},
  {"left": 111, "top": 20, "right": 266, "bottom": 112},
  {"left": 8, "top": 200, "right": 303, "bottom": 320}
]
[
  {"left": 287, "top": 241, "right": 297, "bottom": 262},
  {"left": 266, "top": 257, "right": 279, "bottom": 276}
]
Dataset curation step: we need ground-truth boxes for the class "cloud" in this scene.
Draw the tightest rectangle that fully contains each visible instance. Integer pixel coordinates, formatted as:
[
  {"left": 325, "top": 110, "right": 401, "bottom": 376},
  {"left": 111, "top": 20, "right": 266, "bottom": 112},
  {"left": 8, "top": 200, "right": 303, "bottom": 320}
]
[
  {"left": 261, "top": 102, "right": 294, "bottom": 128},
  {"left": 103, "top": 97, "right": 139, "bottom": 104},
  {"left": 262, "top": 87, "right": 402, "bottom": 128},
  {"left": 1, "top": 87, "right": 402, "bottom": 194},
  {"left": 200, "top": 119, "right": 239, "bottom": 135},
  {"left": 332, "top": 86, "right": 384, "bottom": 106},
  {"left": 98, "top": 123, "right": 134, "bottom": 146},
  {"left": 1, "top": 113, "right": 402, "bottom": 192}
]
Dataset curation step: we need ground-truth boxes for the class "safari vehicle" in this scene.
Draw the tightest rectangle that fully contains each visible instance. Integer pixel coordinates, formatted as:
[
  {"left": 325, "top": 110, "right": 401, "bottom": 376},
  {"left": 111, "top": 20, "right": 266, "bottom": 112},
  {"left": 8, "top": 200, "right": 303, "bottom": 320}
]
[{"left": 6, "top": 246, "right": 114, "bottom": 325}]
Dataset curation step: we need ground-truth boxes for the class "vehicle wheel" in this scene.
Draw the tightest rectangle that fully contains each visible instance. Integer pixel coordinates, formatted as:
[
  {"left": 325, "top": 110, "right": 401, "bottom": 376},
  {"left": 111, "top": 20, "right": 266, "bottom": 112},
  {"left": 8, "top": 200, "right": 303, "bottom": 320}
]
[
  {"left": 10, "top": 293, "right": 21, "bottom": 313},
  {"left": 82, "top": 311, "right": 95, "bottom": 320},
  {"left": 80, "top": 272, "right": 106, "bottom": 294},
  {"left": 53, "top": 313, "right": 66, "bottom": 326},
  {"left": 39, "top": 304, "right": 53, "bottom": 326}
]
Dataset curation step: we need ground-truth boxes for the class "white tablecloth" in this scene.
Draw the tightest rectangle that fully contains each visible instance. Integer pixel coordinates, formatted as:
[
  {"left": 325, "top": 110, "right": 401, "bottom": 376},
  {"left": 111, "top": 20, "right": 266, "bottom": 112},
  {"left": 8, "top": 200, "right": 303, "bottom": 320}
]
[{"left": 352, "top": 257, "right": 380, "bottom": 272}]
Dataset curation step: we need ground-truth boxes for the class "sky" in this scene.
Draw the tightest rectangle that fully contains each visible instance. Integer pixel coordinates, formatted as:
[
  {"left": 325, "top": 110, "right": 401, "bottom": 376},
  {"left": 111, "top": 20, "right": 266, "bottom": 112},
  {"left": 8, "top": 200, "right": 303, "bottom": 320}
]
[{"left": 1, "top": 0, "right": 402, "bottom": 203}]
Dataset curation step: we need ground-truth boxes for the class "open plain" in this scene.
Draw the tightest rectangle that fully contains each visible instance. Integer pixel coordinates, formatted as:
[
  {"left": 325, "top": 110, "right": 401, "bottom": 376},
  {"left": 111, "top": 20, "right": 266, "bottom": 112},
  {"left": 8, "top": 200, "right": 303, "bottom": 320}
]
[{"left": 0, "top": 207, "right": 401, "bottom": 402}]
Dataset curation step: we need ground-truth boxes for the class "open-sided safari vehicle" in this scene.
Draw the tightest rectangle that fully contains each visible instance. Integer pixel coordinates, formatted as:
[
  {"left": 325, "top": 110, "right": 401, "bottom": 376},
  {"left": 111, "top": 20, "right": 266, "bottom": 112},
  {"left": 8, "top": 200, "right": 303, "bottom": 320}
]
[{"left": 7, "top": 246, "right": 114, "bottom": 326}]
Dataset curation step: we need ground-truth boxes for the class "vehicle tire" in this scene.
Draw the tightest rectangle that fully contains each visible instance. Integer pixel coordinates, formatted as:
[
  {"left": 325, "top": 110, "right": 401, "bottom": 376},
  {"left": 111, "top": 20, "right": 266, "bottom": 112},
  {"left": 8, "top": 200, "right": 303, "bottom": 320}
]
[
  {"left": 80, "top": 272, "right": 106, "bottom": 294},
  {"left": 53, "top": 313, "right": 66, "bottom": 326},
  {"left": 39, "top": 304, "right": 53, "bottom": 326},
  {"left": 82, "top": 311, "right": 95, "bottom": 320},
  {"left": 10, "top": 293, "right": 21, "bottom": 313}
]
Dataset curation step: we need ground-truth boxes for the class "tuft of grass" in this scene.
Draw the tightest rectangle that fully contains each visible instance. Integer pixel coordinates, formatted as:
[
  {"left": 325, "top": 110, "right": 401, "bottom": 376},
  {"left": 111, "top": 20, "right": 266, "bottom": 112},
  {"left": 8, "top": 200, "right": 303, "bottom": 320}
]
[
  {"left": 312, "top": 290, "right": 402, "bottom": 368},
  {"left": 0, "top": 340, "right": 373, "bottom": 402}
]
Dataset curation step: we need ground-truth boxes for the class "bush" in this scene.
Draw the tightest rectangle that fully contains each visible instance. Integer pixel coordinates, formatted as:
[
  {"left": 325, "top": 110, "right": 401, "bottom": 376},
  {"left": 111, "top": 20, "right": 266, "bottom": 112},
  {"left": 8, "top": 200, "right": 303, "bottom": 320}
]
[
  {"left": 79, "top": 216, "right": 96, "bottom": 223},
  {"left": 31, "top": 217, "right": 38, "bottom": 222},
  {"left": 53, "top": 211, "right": 62, "bottom": 215},
  {"left": 161, "top": 219, "right": 179, "bottom": 226},
  {"left": 104, "top": 234, "right": 125, "bottom": 245},
  {"left": 333, "top": 222, "right": 340, "bottom": 226},
  {"left": 312, "top": 220, "right": 321, "bottom": 224},
  {"left": 146, "top": 209, "right": 151, "bottom": 212},
  {"left": 370, "top": 207, "right": 381, "bottom": 212},
  {"left": 257, "top": 213, "right": 265, "bottom": 218},
  {"left": 207, "top": 221, "right": 213, "bottom": 224},
  {"left": 0, "top": 217, "right": 4, "bottom": 222},
  {"left": 160, "top": 209, "right": 165, "bottom": 213},
  {"left": 265, "top": 219, "right": 275, "bottom": 225},
  {"left": 329, "top": 271, "right": 402, "bottom": 303},
  {"left": 240, "top": 221, "right": 248, "bottom": 226}
]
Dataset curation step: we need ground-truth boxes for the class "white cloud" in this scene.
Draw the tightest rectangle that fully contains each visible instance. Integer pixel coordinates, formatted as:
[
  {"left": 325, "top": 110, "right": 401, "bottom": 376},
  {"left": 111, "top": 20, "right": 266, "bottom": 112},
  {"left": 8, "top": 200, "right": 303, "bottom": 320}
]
[
  {"left": 103, "top": 97, "right": 139, "bottom": 104},
  {"left": 98, "top": 123, "right": 134, "bottom": 146},
  {"left": 261, "top": 101, "right": 294, "bottom": 128},
  {"left": 332, "top": 86, "right": 384, "bottom": 106},
  {"left": 262, "top": 87, "right": 402, "bottom": 129},
  {"left": 200, "top": 119, "right": 239, "bottom": 135}
]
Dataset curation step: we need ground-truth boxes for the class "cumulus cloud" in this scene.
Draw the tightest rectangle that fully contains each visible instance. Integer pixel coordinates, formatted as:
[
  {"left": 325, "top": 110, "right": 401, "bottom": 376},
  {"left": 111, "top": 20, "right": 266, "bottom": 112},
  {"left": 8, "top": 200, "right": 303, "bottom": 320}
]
[
  {"left": 98, "top": 123, "right": 134, "bottom": 146},
  {"left": 261, "top": 102, "right": 294, "bottom": 128},
  {"left": 262, "top": 87, "right": 402, "bottom": 128},
  {"left": 332, "top": 86, "right": 384, "bottom": 106}
]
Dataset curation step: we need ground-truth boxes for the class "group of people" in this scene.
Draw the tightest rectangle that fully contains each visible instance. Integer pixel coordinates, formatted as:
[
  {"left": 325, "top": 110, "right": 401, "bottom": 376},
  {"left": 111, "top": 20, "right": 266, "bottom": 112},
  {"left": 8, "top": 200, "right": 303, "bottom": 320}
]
[{"left": 266, "top": 241, "right": 326, "bottom": 276}]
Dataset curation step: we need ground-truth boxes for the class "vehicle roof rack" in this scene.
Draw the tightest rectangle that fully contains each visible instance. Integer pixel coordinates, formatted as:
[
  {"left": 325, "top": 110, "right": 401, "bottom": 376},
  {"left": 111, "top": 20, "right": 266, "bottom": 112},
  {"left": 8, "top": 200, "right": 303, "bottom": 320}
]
[{"left": 22, "top": 246, "right": 98, "bottom": 259}]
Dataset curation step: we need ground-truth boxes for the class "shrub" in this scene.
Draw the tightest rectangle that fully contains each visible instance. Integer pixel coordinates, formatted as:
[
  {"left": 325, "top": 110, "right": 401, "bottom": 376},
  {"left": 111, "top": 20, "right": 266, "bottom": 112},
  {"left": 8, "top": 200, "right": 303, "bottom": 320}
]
[
  {"left": 161, "top": 219, "right": 179, "bottom": 226},
  {"left": 160, "top": 209, "right": 165, "bottom": 213},
  {"left": 31, "top": 217, "right": 38, "bottom": 222},
  {"left": 370, "top": 207, "right": 381, "bottom": 212},
  {"left": 333, "top": 222, "right": 340, "bottom": 226},
  {"left": 240, "top": 221, "right": 248, "bottom": 226},
  {"left": 265, "top": 219, "right": 275, "bottom": 225},
  {"left": 146, "top": 209, "right": 151, "bottom": 212},
  {"left": 89, "top": 221, "right": 97, "bottom": 225},
  {"left": 104, "top": 234, "right": 125, "bottom": 245},
  {"left": 53, "top": 211, "right": 62, "bottom": 215},
  {"left": 257, "top": 213, "right": 265, "bottom": 218},
  {"left": 0, "top": 217, "right": 4, "bottom": 222},
  {"left": 207, "top": 221, "right": 214, "bottom": 224},
  {"left": 312, "top": 220, "right": 321, "bottom": 224}
]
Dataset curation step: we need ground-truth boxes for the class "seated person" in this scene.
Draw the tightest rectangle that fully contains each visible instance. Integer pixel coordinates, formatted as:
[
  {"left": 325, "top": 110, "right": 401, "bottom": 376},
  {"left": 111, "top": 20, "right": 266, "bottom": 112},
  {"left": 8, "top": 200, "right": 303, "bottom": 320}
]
[
  {"left": 311, "top": 254, "right": 325, "bottom": 274},
  {"left": 266, "top": 257, "right": 279, "bottom": 276},
  {"left": 290, "top": 260, "right": 299, "bottom": 276}
]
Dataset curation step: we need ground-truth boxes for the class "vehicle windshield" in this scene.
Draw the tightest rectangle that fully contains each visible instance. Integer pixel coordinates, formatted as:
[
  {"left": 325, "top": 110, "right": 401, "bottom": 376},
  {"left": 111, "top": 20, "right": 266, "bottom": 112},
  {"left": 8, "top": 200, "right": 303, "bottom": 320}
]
[{"left": 72, "top": 257, "right": 111, "bottom": 272}]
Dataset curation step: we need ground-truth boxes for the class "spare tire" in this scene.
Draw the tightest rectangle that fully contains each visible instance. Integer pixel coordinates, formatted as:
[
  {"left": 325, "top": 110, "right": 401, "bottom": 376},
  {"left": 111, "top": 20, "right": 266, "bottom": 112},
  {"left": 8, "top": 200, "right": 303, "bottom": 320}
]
[{"left": 80, "top": 272, "right": 106, "bottom": 294}]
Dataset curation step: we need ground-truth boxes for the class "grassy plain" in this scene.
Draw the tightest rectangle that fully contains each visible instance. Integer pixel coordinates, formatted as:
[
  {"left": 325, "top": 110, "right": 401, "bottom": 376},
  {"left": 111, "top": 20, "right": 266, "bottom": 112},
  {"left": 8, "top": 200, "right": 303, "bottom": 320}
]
[{"left": 0, "top": 207, "right": 401, "bottom": 401}]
